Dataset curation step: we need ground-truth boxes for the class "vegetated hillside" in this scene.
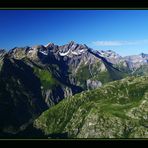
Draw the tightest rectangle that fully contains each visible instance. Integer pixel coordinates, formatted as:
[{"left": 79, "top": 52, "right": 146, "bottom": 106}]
[
  {"left": 34, "top": 76, "right": 148, "bottom": 138},
  {"left": 0, "top": 41, "right": 148, "bottom": 138}
]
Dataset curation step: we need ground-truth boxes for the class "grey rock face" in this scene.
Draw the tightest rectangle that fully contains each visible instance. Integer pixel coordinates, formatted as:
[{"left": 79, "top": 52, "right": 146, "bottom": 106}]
[
  {"left": 43, "top": 86, "right": 73, "bottom": 107},
  {"left": 0, "top": 49, "right": 6, "bottom": 59},
  {"left": 0, "top": 49, "right": 6, "bottom": 54},
  {"left": 0, "top": 49, "right": 6, "bottom": 71},
  {"left": 58, "top": 41, "right": 88, "bottom": 57},
  {"left": 97, "top": 50, "right": 122, "bottom": 64},
  {"left": 8, "top": 47, "right": 30, "bottom": 59},
  {"left": 87, "top": 79, "right": 102, "bottom": 90},
  {"left": 124, "top": 53, "right": 148, "bottom": 69}
]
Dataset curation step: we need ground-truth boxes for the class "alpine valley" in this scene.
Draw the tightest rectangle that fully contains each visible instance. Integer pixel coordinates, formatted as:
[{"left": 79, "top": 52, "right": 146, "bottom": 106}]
[{"left": 0, "top": 41, "right": 148, "bottom": 138}]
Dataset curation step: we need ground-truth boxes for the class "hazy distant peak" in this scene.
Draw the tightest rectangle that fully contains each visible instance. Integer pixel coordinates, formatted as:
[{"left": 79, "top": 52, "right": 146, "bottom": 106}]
[{"left": 140, "top": 52, "right": 148, "bottom": 58}]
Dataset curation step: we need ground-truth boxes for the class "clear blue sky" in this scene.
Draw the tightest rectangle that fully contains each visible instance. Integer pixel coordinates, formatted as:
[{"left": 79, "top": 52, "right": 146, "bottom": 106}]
[{"left": 0, "top": 10, "right": 148, "bottom": 56}]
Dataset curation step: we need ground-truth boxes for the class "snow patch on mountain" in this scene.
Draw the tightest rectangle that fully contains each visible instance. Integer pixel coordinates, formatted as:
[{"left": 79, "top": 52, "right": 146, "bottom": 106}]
[
  {"left": 59, "top": 50, "right": 70, "bottom": 56},
  {"left": 39, "top": 50, "right": 48, "bottom": 56}
]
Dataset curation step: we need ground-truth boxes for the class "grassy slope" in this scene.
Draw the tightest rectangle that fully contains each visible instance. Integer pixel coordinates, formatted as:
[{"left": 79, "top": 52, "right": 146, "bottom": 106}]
[
  {"left": 22, "top": 57, "right": 61, "bottom": 91},
  {"left": 33, "top": 67, "right": 59, "bottom": 90},
  {"left": 34, "top": 76, "right": 148, "bottom": 138}
]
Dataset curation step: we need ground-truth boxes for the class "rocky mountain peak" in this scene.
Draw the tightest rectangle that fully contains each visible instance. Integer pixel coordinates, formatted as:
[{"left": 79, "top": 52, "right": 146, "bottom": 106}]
[
  {"left": 45, "top": 42, "right": 55, "bottom": 48},
  {"left": 0, "top": 49, "right": 6, "bottom": 54},
  {"left": 2, "top": 42, "right": 148, "bottom": 72},
  {"left": 140, "top": 52, "right": 148, "bottom": 58},
  {"left": 98, "top": 50, "right": 121, "bottom": 58},
  {"left": 31, "top": 45, "right": 46, "bottom": 51},
  {"left": 68, "top": 40, "right": 75, "bottom": 46},
  {"left": 58, "top": 42, "right": 89, "bottom": 57}
]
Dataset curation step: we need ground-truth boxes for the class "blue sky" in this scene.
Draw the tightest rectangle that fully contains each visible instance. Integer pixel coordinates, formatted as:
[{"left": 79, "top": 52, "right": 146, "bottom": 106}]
[{"left": 0, "top": 10, "right": 148, "bottom": 56}]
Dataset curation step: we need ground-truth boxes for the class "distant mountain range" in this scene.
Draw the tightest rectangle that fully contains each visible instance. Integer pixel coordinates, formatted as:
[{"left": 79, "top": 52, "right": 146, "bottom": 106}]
[{"left": 0, "top": 41, "right": 148, "bottom": 138}]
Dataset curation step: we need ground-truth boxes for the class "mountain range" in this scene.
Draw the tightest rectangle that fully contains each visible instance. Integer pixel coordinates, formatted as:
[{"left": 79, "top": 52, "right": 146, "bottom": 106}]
[{"left": 0, "top": 41, "right": 148, "bottom": 138}]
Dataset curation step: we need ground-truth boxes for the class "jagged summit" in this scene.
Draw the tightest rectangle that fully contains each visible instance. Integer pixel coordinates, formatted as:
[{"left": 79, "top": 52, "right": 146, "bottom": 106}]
[
  {"left": 98, "top": 50, "right": 121, "bottom": 58},
  {"left": 45, "top": 42, "right": 55, "bottom": 48},
  {"left": 0, "top": 49, "right": 6, "bottom": 55},
  {"left": 58, "top": 41, "right": 88, "bottom": 57},
  {"left": 1, "top": 41, "right": 148, "bottom": 71},
  {"left": 0, "top": 49, "right": 6, "bottom": 52},
  {"left": 68, "top": 40, "right": 75, "bottom": 45}
]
